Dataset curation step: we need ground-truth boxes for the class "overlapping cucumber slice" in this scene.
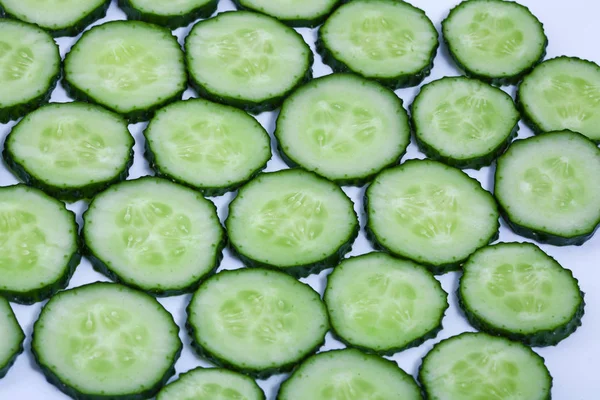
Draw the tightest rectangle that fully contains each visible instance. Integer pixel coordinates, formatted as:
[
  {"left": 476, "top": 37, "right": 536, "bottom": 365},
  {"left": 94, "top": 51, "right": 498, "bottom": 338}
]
[
  {"left": 118, "top": 0, "right": 218, "bottom": 29},
  {"left": 233, "top": 0, "right": 340, "bottom": 27},
  {"left": 0, "top": 297, "right": 24, "bottom": 379}
]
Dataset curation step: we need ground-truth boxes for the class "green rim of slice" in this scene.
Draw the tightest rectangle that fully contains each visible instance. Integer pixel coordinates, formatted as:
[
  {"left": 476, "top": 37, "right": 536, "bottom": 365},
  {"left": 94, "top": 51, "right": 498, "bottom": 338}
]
[
  {"left": 0, "top": 297, "right": 24, "bottom": 379},
  {"left": 232, "top": 0, "right": 341, "bottom": 28},
  {"left": 118, "top": 0, "right": 218, "bottom": 29}
]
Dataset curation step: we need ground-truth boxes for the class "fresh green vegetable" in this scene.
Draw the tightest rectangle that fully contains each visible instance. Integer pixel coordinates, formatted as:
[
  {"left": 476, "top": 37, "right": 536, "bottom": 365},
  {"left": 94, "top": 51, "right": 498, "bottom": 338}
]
[
  {"left": 118, "top": 0, "right": 218, "bottom": 29},
  {"left": 232, "top": 0, "right": 340, "bottom": 27},
  {"left": 0, "top": 297, "right": 24, "bottom": 379}
]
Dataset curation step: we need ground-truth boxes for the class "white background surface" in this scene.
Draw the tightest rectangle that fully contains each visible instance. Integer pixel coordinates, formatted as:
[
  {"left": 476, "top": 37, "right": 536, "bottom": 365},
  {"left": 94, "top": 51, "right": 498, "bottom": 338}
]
[{"left": 0, "top": 0, "right": 599, "bottom": 399}]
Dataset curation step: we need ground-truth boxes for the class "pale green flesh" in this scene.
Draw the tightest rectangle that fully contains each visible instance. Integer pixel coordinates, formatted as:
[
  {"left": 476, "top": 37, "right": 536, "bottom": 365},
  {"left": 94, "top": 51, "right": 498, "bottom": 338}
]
[
  {"left": 421, "top": 334, "right": 551, "bottom": 400},
  {"left": 0, "top": 20, "right": 58, "bottom": 107},
  {"left": 228, "top": 171, "right": 357, "bottom": 267},
  {"left": 187, "top": 12, "right": 310, "bottom": 100},
  {"left": 414, "top": 77, "right": 518, "bottom": 158},
  {"left": 66, "top": 22, "right": 185, "bottom": 113},
  {"left": 0, "top": 0, "right": 104, "bottom": 29},
  {"left": 239, "top": 0, "right": 338, "bottom": 20},
  {"left": 8, "top": 103, "right": 133, "bottom": 187},
  {"left": 84, "top": 179, "right": 223, "bottom": 290},
  {"left": 277, "top": 75, "right": 409, "bottom": 180},
  {"left": 496, "top": 132, "right": 600, "bottom": 236},
  {"left": 0, "top": 298, "right": 23, "bottom": 369},
  {"left": 130, "top": 0, "right": 211, "bottom": 14},
  {"left": 279, "top": 349, "right": 421, "bottom": 400},
  {"left": 33, "top": 284, "right": 180, "bottom": 395},
  {"left": 189, "top": 269, "right": 328, "bottom": 369},
  {"left": 368, "top": 161, "right": 498, "bottom": 266},
  {"left": 0, "top": 186, "right": 77, "bottom": 292},
  {"left": 444, "top": 0, "right": 545, "bottom": 76},
  {"left": 157, "top": 368, "right": 263, "bottom": 400},
  {"left": 326, "top": 253, "right": 446, "bottom": 351},
  {"left": 462, "top": 243, "right": 580, "bottom": 332},
  {"left": 520, "top": 58, "right": 600, "bottom": 141},
  {"left": 322, "top": 0, "right": 437, "bottom": 77},
  {"left": 146, "top": 100, "right": 270, "bottom": 188}
]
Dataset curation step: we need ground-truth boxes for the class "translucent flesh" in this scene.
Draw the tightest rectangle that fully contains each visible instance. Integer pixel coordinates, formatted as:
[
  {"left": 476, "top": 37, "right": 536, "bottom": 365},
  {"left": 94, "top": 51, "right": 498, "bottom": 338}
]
[
  {"left": 228, "top": 170, "right": 357, "bottom": 267},
  {"left": 0, "top": 186, "right": 77, "bottom": 292},
  {"left": 65, "top": 22, "right": 186, "bottom": 113},
  {"left": 0, "top": 298, "right": 22, "bottom": 368},
  {"left": 444, "top": 0, "right": 546, "bottom": 76},
  {"left": 496, "top": 132, "right": 600, "bottom": 236},
  {"left": 83, "top": 179, "right": 223, "bottom": 290},
  {"left": 321, "top": 0, "right": 437, "bottom": 77},
  {"left": 239, "top": 0, "right": 338, "bottom": 20},
  {"left": 189, "top": 269, "right": 328, "bottom": 369},
  {"left": 0, "top": 0, "right": 105, "bottom": 29},
  {"left": 130, "top": 0, "right": 211, "bottom": 15},
  {"left": 34, "top": 284, "right": 180, "bottom": 395},
  {"left": 146, "top": 100, "right": 270, "bottom": 188},
  {"left": 326, "top": 253, "right": 446, "bottom": 351},
  {"left": 413, "top": 77, "right": 518, "bottom": 158},
  {"left": 0, "top": 20, "right": 59, "bottom": 107},
  {"left": 421, "top": 334, "right": 551, "bottom": 400},
  {"left": 277, "top": 75, "right": 409, "bottom": 180},
  {"left": 187, "top": 12, "right": 310, "bottom": 101}
]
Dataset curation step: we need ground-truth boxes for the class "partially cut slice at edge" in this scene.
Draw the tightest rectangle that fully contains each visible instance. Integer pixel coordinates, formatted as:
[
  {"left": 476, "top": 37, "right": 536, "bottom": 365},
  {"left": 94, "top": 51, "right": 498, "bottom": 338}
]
[
  {"left": 233, "top": 0, "right": 340, "bottom": 28},
  {"left": 0, "top": 297, "right": 24, "bottom": 379},
  {"left": 118, "top": 0, "right": 218, "bottom": 29}
]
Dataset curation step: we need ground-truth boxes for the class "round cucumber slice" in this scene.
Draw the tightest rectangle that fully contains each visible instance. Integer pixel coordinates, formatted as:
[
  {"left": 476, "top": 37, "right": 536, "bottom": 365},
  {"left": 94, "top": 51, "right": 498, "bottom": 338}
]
[
  {"left": 325, "top": 252, "right": 448, "bottom": 355},
  {"left": 4, "top": 103, "right": 134, "bottom": 201},
  {"left": 157, "top": 367, "right": 265, "bottom": 400},
  {"left": 187, "top": 268, "right": 329, "bottom": 378},
  {"left": 275, "top": 73, "right": 410, "bottom": 185},
  {"left": 0, "top": 0, "right": 110, "bottom": 37},
  {"left": 419, "top": 332, "right": 552, "bottom": 400},
  {"left": 145, "top": 99, "right": 271, "bottom": 196},
  {"left": 442, "top": 0, "right": 547, "bottom": 85},
  {"left": 0, "top": 298, "right": 24, "bottom": 379},
  {"left": 411, "top": 76, "right": 519, "bottom": 169},
  {"left": 366, "top": 159, "right": 500, "bottom": 273},
  {"left": 83, "top": 177, "right": 225, "bottom": 296},
  {"left": 518, "top": 57, "right": 600, "bottom": 143},
  {"left": 185, "top": 11, "right": 313, "bottom": 113},
  {"left": 277, "top": 348, "right": 422, "bottom": 400},
  {"left": 233, "top": 0, "right": 340, "bottom": 28},
  {"left": 64, "top": 20, "right": 187, "bottom": 123},
  {"left": 226, "top": 169, "right": 359, "bottom": 277},
  {"left": 118, "top": 0, "right": 218, "bottom": 29},
  {"left": 0, "top": 185, "right": 80, "bottom": 304},
  {"left": 0, "top": 19, "right": 60, "bottom": 123},
  {"left": 32, "top": 282, "right": 182, "bottom": 400},
  {"left": 460, "top": 242, "right": 584, "bottom": 347},
  {"left": 317, "top": 0, "right": 438, "bottom": 89},
  {"left": 495, "top": 131, "right": 600, "bottom": 245}
]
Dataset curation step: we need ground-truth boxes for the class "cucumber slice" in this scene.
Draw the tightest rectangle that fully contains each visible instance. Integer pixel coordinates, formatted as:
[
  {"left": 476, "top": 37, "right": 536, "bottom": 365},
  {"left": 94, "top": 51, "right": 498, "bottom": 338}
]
[
  {"left": 366, "top": 159, "right": 499, "bottom": 274},
  {"left": 0, "top": 298, "right": 24, "bottom": 379},
  {"left": 226, "top": 169, "right": 359, "bottom": 277},
  {"left": 157, "top": 367, "right": 265, "bottom": 400},
  {"left": 187, "top": 268, "right": 329, "bottom": 378},
  {"left": 185, "top": 11, "right": 313, "bottom": 113},
  {"left": 0, "top": 0, "right": 110, "bottom": 37},
  {"left": 317, "top": 0, "right": 438, "bottom": 89},
  {"left": 64, "top": 20, "right": 187, "bottom": 123},
  {"left": 495, "top": 131, "right": 600, "bottom": 245},
  {"left": 4, "top": 103, "right": 134, "bottom": 201},
  {"left": 144, "top": 99, "right": 271, "bottom": 196},
  {"left": 277, "top": 349, "right": 422, "bottom": 400},
  {"left": 419, "top": 332, "right": 552, "bottom": 400},
  {"left": 325, "top": 252, "right": 448, "bottom": 355},
  {"left": 518, "top": 57, "right": 600, "bottom": 143},
  {"left": 460, "top": 242, "right": 584, "bottom": 347},
  {"left": 0, "top": 185, "right": 80, "bottom": 304},
  {"left": 118, "top": 0, "right": 218, "bottom": 29},
  {"left": 32, "top": 282, "right": 182, "bottom": 400},
  {"left": 0, "top": 19, "right": 60, "bottom": 123},
  {"left": 232, "top": 0, "right": 340, "bottom": 28},
  {"left": 83, "top": 177, "right": 225, "bottom": 296},
  {"left": 411, "top": 76, "right": 519, "bottom": 169},
  {"left": 442, "top": 0, "right": 547, "bottom": 85},
  {"left": 275, "top": 73, "right": 410, "bottom": 185}
]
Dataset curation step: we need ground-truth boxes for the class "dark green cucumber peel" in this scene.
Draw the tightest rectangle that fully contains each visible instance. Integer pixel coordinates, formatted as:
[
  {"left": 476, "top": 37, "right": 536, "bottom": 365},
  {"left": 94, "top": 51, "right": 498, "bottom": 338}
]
[
  {"left": 442, "top": 0, "right": 547, "bottom": 86},
  {"left": 0, "top": 305, "right": 24, "bottom": 380},
  {"left": 0, "top": 1, "right": 111, "bottom": 37},
  {"left": 231, "top": 0, "right": 341, "bottom": 28},
  {"left": 117, "top": 0, "right": 218, "bottom": 30}
]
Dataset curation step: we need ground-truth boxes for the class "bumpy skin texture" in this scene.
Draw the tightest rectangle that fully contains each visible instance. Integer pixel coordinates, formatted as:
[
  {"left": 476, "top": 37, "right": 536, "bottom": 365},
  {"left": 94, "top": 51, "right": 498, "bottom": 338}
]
[
  {"left": 231, "top": 0, "right": 342, "bottom": 28},
  {"left": 0, "top": 304, "right": 24, "bottom": 379},
  {"left": 118, "top": 0, "right": 218, "bottom": 29},
  {"left": 442, "top": 0, "right": 548, "bottom": 86},
  {"left": 0, "top": 0, "right": 111, "bottom": 37}
]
